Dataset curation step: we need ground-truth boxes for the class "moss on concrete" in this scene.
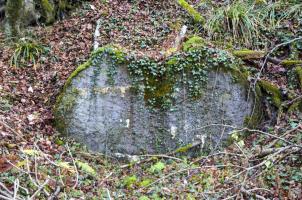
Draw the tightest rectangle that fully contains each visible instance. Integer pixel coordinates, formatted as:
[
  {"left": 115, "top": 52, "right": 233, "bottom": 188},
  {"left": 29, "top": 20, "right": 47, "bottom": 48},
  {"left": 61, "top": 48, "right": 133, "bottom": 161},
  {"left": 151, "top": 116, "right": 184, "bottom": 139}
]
[{"left": 55, "top": 45, "right": 263, "bottom": 136}]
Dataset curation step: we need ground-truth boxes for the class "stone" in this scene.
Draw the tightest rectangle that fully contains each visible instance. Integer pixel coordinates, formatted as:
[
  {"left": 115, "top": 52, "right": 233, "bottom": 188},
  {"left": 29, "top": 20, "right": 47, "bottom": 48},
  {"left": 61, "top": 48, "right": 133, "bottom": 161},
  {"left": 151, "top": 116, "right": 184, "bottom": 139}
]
[{"left": 55, "top": 47, "right": 261, "bottom": 155}]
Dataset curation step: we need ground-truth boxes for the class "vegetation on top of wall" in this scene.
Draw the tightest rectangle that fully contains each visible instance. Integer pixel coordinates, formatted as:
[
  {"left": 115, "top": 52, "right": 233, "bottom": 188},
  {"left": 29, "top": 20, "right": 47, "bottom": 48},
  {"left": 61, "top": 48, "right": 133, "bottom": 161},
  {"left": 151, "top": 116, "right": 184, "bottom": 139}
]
[
  {"left": 182, "top": 35, "right": 205, "bottom": 51},
  {"left": 57, "top": 44, "right": 251, "bottom": 111}
]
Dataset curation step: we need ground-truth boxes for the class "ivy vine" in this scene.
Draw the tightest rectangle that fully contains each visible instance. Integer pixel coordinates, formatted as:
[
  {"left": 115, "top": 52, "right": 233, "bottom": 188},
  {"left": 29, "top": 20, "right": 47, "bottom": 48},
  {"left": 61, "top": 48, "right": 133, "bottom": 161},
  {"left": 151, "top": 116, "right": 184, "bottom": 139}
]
[{"left": 92, "top": 46, "right": 240, "bottom": 110}]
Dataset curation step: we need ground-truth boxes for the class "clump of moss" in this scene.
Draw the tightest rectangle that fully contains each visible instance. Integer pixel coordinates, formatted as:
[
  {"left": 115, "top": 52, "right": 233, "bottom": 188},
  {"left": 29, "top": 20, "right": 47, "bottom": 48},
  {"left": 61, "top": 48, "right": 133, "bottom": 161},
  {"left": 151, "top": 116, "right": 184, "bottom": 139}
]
[
  {"left": 255, "top": 0, "right": 267, "bottom": 5},
  {"left": 281, "top": 60, "right": 302, "bottom": 67},
  {"left": 177, "top": 0, "right": 205, "bottom": 24},
  {"left": 183, "top": 36, "right": 205, "bottom": 51},
  {"left": 259, "top": 80, "right": 282, "bottom": 108},
  {"left": 175, "top": 143, "right": 193, "bottom": 153},
  {"left": 288, "top": 100, "right": 302, "bottom": 113},
  {"left": 233, "top": 50, "right": 265, "bottom": 59}
]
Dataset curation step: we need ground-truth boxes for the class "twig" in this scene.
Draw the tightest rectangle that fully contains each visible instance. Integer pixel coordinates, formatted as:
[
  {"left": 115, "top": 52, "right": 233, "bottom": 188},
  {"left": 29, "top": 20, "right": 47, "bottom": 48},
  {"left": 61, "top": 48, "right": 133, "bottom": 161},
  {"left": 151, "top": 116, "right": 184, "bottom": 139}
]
[
  {"left": 13, "top": 178, "right": 20, "bottom": 200},
  {"left": 255, "top": 146, "right": 301, "bottom": 158},
  {"left": 240, "top": 187, "right": 267, "bottom": 200},
  {"left": 30, "top": 179, "right": 50, "bottom": 200},
  {"left": 0, "top": 119, "right": 24, "bottom": 139},
  {"left": 0, "top": 182, "right": 14, "bottom": 195},
  {"left": 121, "top": 140, "right": 202, "bottom": 168},
  {"left": 66, "top": 143, "right": 79, "bottom": 189},
  {"left": 47, "top": 185, "right": 61, "bottom": 200},
  {"left": 191, "top": 123, "right": 302, "bottom": 148},
  {"left": 100, "top": 172, "right": 113, "bottom": 186},
  {"left": 139, "top": 164, "right": 247, "bottom": 192},
  {"left": 105, "top": 188, "right": 112, "bottom": 200},
  {"left": 120, "top": 154, "right": 183, "bottom": 168}
]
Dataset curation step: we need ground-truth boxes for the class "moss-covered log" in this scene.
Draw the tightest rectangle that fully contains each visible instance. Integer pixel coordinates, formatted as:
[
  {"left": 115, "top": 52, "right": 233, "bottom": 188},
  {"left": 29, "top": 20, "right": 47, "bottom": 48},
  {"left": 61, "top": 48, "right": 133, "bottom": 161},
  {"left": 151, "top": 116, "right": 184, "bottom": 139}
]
[
  {"left": 281, "top": 60, "right": 302, "bottom": 67},
  {"left": 233, "top": 50, "right": 265, "bottom": 59},
  {"left": 177, "top": 0, "right": 205, "bottom": 24}
]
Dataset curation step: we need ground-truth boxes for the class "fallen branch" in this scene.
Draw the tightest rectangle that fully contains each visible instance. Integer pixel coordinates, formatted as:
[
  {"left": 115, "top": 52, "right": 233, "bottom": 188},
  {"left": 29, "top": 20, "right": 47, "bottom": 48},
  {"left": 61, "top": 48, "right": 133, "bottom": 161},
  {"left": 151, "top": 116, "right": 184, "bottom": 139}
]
[
  {"left": 240, "top": 187, "right": 267, "bottom": 200},
  {"left": 254, "top": 146, "right": 301, "bottom": 159},
  {"left": 47, "top": 185, "right": 61, "bottom": 200},
  {"left": 253, "top": 37, "right": 302, "bottom": 87},
  {"left": 30, "top": 179, "right": 50, "bottom": 200}
]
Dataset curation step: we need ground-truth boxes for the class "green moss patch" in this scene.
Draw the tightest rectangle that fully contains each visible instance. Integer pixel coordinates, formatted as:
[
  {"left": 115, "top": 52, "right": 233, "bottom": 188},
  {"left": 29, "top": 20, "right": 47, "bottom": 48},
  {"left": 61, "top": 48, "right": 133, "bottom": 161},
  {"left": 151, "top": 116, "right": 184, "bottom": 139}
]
[
  {"left": 233, "top": 50, "right": 265, "bottom": 59},
  {"left": 183, "top": 36, "right": 205, "bottom": 51}
]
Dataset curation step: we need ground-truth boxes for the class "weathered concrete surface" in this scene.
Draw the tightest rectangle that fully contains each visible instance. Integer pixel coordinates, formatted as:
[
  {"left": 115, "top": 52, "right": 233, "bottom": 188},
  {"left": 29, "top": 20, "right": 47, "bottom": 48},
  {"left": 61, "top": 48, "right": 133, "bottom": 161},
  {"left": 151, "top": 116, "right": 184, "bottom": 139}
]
[{"left": 55, "top": 54, "right": 258, "bottom": 155}]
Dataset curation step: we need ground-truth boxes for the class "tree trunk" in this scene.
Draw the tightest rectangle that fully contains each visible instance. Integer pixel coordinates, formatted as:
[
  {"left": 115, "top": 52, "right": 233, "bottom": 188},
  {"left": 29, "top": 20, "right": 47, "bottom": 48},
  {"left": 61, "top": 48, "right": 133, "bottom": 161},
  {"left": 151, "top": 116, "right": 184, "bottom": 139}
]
[{"left": 5, "top": 0, "right": 23, "bottom": 38}]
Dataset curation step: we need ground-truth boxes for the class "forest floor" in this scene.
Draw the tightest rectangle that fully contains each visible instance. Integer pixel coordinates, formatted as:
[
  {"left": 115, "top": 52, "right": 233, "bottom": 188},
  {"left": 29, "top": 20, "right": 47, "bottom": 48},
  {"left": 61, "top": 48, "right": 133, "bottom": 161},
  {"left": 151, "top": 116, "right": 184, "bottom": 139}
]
[{"left": 0, "top": 0, "right": 301, "bottom": 199}]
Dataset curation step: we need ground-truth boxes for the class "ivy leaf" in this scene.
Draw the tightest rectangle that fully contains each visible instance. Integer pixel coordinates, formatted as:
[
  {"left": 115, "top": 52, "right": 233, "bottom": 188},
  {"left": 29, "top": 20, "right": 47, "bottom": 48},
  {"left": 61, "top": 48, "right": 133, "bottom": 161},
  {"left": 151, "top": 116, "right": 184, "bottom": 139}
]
[
  {"left": 149, "top": 161, "right": 165, "bottom": 173},
  {"left": 122, "top": 175, "right": 137, "bottom": 188},
  {"left": 264, "top": 160, "right": 272, "bottom": 168}
]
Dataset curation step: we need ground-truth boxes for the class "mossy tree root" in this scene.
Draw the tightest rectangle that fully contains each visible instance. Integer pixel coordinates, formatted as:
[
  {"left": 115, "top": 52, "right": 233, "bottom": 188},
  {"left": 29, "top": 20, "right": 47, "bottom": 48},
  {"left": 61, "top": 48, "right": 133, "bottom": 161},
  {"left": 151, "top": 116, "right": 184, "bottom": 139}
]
[{"left": 259, "top": 80, "right": 282, "bottom": 108}]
